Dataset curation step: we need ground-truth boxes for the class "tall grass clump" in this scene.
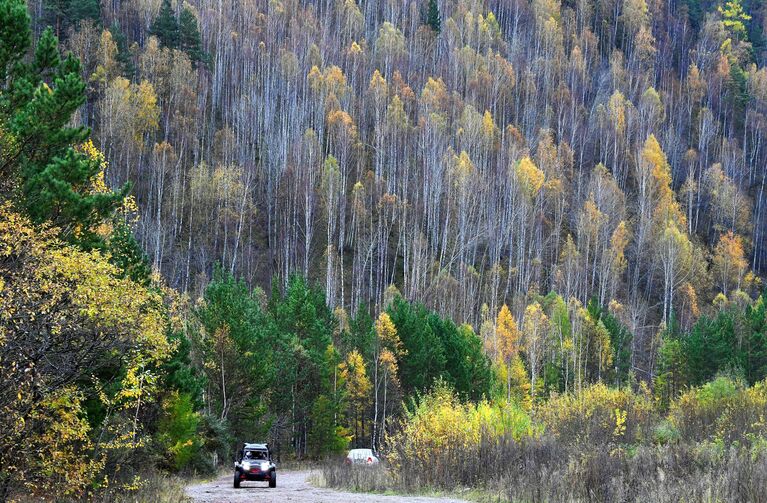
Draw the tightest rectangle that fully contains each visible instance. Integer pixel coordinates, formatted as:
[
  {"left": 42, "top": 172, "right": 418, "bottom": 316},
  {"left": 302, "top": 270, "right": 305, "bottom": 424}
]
[
  {"left": 499, "top": 443, "right": 767, "bottom": 503},
  {"left": 320, "top": 464, "right": 391, "bottom": 493}
]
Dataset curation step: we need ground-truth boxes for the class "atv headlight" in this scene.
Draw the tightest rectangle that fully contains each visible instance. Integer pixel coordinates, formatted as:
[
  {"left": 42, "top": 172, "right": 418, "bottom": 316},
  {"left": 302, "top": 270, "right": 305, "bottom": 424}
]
[
  {"left": 243, "top": 461, "right": 251, "bottom": 470},
  {"left": 260, "top": 462, "right": 270, "bottom": 470}
]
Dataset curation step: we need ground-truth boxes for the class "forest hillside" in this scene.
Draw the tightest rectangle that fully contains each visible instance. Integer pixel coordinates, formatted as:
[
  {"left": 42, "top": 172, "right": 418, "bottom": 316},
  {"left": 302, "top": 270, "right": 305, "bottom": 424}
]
[
  {"left": 30, "top": 0, "right": 767, "bottom": 371},
  {"left": 1, "top": 0, "right": 767, "bottom": 501}
]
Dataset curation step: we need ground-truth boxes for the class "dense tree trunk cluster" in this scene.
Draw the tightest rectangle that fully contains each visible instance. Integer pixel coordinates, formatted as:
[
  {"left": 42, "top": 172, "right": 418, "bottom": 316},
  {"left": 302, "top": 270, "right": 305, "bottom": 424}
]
[{"left": 51, "top": 0, "right": 767, "bottom": 376}]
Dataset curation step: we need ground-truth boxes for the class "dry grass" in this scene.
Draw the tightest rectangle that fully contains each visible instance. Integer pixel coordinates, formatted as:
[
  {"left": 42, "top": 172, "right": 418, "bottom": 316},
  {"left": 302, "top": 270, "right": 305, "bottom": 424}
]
[
  {"left": 321, "top": 463, "right": 392, "bottom": 493},
  {"left": 323, "top": 434, "right": 767, "bottom": 502},
  {"left": 339, "top": 379, "right": 767, "bottom": 502}
]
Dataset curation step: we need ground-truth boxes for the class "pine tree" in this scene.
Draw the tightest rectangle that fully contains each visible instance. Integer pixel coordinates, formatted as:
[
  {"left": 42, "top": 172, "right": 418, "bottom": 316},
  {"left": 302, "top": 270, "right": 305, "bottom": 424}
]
[
  {"left": 387, "top": 297, "right": 446, "bottom": 394},
  {"left": 1, "top": 14, "right": 127, "bottom": 248},
  {"left": 727, "top": 63, "right": 749, "bottom": 131},
  {"left": 109, "top": 23, "right": 136, "bottom": 78},
  {"left": 108, "top": 218, "right": 152, "bottom": 285},
  {"left": 179, "top": 6, "right": 204, "bottom": 65},
  {"left": 0, "top": 0, "right": 30, "bottom": 86},
  {"left": 587, "top": 300, "right": 633, "bottom": 386},
  {"left": 43, "top": 0, "right": 100, "bottom": 39},
  {"left": 193, "top": 265, "right": 274, "bottom": 440},
  {"left": 426, "top": 0, "right": 441, "bottom": 34},
  {"left": 151, "top": 0, "right": 179, "bottom": 49},
  {"left": 719, "top": 0, "right": 751, "bottom": 41},
  {"left": 66, "top": 0, "right": 100, "bottom": 26},
  {"left": 23, "top": 148, "right": 126, "bottom": 249}
]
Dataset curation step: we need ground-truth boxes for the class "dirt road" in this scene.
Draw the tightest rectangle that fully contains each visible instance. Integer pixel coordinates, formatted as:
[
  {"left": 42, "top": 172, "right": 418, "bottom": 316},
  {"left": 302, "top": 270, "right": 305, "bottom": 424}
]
[{"left": 185, "top": 470, "right": 468, "bottom": 503}]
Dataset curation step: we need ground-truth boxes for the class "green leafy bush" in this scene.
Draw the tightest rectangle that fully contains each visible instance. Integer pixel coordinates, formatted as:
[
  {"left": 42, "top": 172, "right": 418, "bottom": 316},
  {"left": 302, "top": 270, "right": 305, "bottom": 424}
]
[{"left": 157, "top": 392, "right": 201, "bottom": 471}]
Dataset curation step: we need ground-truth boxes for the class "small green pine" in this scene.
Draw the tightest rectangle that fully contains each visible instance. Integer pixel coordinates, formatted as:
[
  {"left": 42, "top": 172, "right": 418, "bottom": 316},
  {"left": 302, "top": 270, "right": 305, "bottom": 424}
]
[
  {"left": 151, "top": 0, "right": 180, "bottom": 49},
  {"left": 179, "top": 6, "right": 205, "bottom": 65},
  {"left": 426, "top": 0, "right": 441, "bottom": 34}
]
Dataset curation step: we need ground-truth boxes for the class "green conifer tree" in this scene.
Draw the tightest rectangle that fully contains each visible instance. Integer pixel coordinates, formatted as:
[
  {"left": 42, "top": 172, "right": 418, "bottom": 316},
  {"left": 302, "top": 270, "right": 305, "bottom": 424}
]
[
  {"left": 23, "top": 148, "right": 126, "bottom": 248},
  {"left": 108, "top": 218, "right": 151, "bottom": 284},
  {"left": 66, "top": 0, "right": 100, "bottom": 26},
  {"left": 179, "top": 6, "right": 204, "bottom": 65},
  {"left": 0, "top": 0, "right": 30, "bottom": 85},
  {"left": 426, "top": 0, "right": 441, "bottom": 34},
  {"left": 109, "top": 22, "right": 136, "bottom": 78},
  {"left": 43, "top": 0, "right": 100, "bottom": 39},
  {"left": 1, "top": 12, "right": 127, "bottom": 249},
  {"left": 151, "top": 0, "right": 180, "bottom": 49}
]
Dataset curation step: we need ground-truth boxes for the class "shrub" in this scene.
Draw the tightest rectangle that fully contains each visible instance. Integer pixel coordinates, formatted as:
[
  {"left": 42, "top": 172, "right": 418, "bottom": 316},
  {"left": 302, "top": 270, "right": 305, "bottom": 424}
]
[
  {"left": 669, "top": 376, "right": 767, "bottom": 445},
  {"left": 384, "top": 382, "right": 538, "bottom": 490},
  {"left": 537, "top": 382, "right": 655, "bottom": 447},
  {"left": 157, "top": 392, "right": 201, "bottom": 471},
  {"left": 653, "top": 420, "right": 680, "bottom": 445}
]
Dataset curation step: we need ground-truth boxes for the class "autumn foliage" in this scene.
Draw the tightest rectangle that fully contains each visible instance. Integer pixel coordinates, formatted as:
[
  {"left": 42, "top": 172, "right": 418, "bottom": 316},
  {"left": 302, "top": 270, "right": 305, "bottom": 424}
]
[{"left": 4, "top": 0, "right": 767, "bottom": 500}]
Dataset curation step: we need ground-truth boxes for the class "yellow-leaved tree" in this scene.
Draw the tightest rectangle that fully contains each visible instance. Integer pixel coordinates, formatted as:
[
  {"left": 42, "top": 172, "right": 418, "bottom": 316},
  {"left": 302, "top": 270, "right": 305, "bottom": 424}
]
[
  {"left": 516, "top": 156, "right": 545, "bottom": 199},
  {"left": 0, "top": 202, "right": 172, "bottom": 497},
  {"left": 340, "top": 349, "right": 371, "bottom": 446},
  {"left": 495, "top": 305, "right": 524, "bottom": 403},
  {"left": 713, "top": 231, "right": 748, "bottom": 297},
  {"left": 523, "top": 302, "right": 549, "bottom": 399},
  {"left": 373, "top": 312, "right": 404, "bottom": 449},
  {"left": 508, "top": 355, "right": 532, "bottom": 410},
  {"left": 643, "top": 134, "right": 685, "bottom": 228}
]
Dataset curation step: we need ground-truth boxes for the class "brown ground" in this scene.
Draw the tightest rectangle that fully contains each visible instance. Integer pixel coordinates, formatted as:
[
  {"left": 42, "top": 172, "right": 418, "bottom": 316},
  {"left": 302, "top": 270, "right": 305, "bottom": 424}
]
[{"left": 185, "top": 470, "right": 468, "bottom": 503}]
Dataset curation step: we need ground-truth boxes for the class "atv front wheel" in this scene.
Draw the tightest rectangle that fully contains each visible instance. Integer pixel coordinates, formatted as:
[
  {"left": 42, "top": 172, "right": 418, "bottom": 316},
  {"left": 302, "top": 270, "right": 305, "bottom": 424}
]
[
  {"left": 233, "top": 471, "right": 241, "bottom": 488},
  {"left": 269, "top": 471, "right": 276, "bottom": 488}
]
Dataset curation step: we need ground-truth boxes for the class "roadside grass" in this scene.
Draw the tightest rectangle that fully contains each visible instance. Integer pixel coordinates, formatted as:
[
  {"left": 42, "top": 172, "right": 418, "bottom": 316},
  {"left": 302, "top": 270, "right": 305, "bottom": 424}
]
[
  {"left": 320, "top": 440, "right": 767, "bottom": 503},
  {"left": 318, "top": 379, "right": 767, "bottom": 503},
  {"left": 11, "top": 470, "right": 191, "bottom": 503},
  {"left": 92, "top": 470, "right": 191, "bottom": 503},
  {"left": 316, "top": 463, "right": 503, "bottom": 502},
  {"left": 275, "top": 458, "right": 328, "bottom": 471}
]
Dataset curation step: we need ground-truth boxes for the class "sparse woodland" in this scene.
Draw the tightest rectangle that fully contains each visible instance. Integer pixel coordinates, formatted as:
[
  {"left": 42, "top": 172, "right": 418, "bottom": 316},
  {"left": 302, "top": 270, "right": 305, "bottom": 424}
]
[{"left": 2, "top": 0, "right": 767, "bottom": 500}]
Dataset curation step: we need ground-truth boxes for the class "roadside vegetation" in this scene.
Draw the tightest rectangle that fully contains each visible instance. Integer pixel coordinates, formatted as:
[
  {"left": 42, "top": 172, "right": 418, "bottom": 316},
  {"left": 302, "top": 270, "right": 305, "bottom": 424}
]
[
  {"left": 324, "top": 379, "right": 767, "bottom": 503},
  {"left": 4, "top": 0, "right": 767, "bottom": 501}
]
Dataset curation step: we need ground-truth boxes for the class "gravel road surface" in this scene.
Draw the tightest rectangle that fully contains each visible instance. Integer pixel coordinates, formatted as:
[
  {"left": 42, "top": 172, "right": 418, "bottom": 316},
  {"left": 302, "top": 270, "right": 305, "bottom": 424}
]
[{"left": 185, "top": 470, "right": 468, "bottom": 503}]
